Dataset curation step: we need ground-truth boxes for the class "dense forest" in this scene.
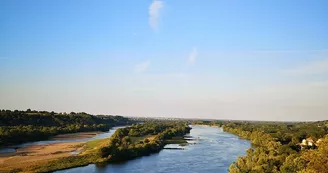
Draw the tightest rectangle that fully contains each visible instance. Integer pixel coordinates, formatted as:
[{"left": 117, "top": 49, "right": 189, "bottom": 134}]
[
  {"left": 220, "top": 121, "right": 328, "bottom": 173},
  {"left": 0, "top": 109, "right": 132, "bottom": 146}
]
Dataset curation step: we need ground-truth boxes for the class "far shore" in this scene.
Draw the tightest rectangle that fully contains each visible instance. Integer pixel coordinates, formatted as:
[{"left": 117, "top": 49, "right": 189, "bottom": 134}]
[{"left": 192, "top": 124, "right": 220, "bottom": 127}]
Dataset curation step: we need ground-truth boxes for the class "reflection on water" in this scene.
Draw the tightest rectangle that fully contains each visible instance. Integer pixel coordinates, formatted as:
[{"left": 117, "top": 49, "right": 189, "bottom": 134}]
[
  {"left": 0, "top": 148, "right": 16, "bottom": 154},
  {"left": 56, "top": 126, "right": 251, "bottom": 173},
  {"left": 0, "top": 126, "right": 127, "bottom": 154}
]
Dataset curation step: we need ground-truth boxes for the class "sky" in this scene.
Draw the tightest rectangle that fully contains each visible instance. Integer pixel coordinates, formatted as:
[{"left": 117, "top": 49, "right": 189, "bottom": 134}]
[{"left": 1, "top": 0, "right": 328, "bottom": 121}]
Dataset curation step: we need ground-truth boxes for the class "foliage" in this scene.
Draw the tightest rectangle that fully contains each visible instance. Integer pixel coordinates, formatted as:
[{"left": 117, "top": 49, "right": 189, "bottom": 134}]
[
  {"left": 221, "top": 121, "right": 328, "bottom": 173},
  {"left": 298, "top": 135, "right": 328, "bottom": 173},
  {"left": 0, "top": 109, "right": 132, "bottom": 146},
  {"left": 99, "top": 122, "right": 191, "bottom": 162}
]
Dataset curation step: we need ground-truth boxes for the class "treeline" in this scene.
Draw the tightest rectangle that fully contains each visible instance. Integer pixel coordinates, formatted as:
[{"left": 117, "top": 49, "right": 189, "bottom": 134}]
[
  {"left": 99, "top": 122, "right": 191, "bottom": 162},
  {"left": 0, "top": 109, "right": 132, "bottom": 146},
  {"left": 221, "top": 121, "right": 328, "bottom": 173},
  {"left": 191, "top": 120, "right": 223, "bottom": 127}
]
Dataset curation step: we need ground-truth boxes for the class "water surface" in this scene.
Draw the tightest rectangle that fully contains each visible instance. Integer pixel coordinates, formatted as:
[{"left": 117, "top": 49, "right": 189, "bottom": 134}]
[{"left": 57, "top": 125, "right": 250, "bottom": 173}]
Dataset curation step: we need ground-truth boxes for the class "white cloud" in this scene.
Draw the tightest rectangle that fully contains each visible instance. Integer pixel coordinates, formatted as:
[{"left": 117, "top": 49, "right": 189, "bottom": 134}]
[
  {"left": 188, "top": 47, "right": 198, "bottom": 65},
  {"left": 285, "top": 59, "right": 328, "bottom": 75},
  {"left": 135, "top": 60, "right": 150, "bottom": 73},
  {"left": 149, "top": 0, "right": 164, "bottom": 30}
]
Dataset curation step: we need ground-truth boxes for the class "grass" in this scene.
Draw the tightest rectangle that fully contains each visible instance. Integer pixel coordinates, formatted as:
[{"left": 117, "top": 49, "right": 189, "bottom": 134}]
[
  {"left": 30, "top": 154, "right": 102, "bottom": 173},
  {"left": 130, "top": 135, "right": 154, "bottom": 144},
  {"left": 84, "top": 138, "right": 107, "bottom": 151}
]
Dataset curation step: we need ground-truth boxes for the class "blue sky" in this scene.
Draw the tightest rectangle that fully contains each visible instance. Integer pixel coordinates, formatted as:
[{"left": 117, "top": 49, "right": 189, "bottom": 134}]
[{"left": 1, "top": 0, "right": 328, "bottom": 121}]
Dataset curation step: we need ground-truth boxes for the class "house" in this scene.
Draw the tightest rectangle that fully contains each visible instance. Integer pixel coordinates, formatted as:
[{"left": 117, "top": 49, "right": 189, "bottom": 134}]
[
  {"left": 299, "top": 137, "right": 315, "bottom": 149},
  {"left": 307, "top": 138, "right": 314, "bottom": 146},
  {"left": 301, "top": 138, "right": 314, "bottom": 146}
]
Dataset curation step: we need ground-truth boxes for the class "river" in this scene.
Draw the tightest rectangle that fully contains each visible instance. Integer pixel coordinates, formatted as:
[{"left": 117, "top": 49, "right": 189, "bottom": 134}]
[{"left": 56, "top": 125, "right": 250, "bottom": 173}]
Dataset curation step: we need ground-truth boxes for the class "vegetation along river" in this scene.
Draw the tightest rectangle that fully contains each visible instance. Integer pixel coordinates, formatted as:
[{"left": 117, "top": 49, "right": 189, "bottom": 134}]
[{"left": 56, "top": 125, "right": 251, "bottom": 173}]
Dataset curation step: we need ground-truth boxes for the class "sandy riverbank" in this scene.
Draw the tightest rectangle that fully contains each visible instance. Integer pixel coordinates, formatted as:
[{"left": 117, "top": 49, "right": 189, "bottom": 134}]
[
  {"left": 0, "top": 142, "right": 83, "bottom": 172},
  {"left": 0, "top": 131, "right": 103, "bottom": 172}
]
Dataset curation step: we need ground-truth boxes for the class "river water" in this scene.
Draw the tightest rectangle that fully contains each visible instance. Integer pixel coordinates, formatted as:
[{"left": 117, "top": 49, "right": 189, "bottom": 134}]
[{"left": 56, "top": 125, "right": 250, "bottom": 173}]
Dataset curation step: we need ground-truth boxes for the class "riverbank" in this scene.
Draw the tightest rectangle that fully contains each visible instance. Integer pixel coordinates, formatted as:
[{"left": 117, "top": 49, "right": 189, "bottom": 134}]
[
  {"left": 0, "top": 131, "right": 102, "bottom": 155},
  {"left": 0, "top": 127, "right": 126, "bottom": 173},
  {"left": 0, "top": 123, "right": 191, "bottom": 173},
  {"left": 0, "top": 142, "right": 83, "bottom": 172},
  {"left": 0, "top": 131, "right": 104, "bottom": 173}
]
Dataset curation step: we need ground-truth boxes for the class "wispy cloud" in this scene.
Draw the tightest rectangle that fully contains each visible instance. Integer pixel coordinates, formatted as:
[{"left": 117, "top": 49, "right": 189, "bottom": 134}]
[
  {"left": 188, "top": 47, "right": 198, "bottom": 65},
  {"left": 135, "top": 60, "right": 150, "bottom": 73},
  {"left": 149, "top": 0, "right": 164, "bottom": 30},
  {"left": 285, "top": 59, "right": 328, "bottom": 75}
]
